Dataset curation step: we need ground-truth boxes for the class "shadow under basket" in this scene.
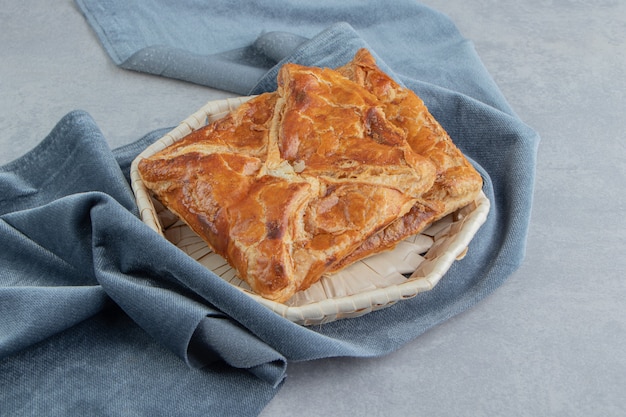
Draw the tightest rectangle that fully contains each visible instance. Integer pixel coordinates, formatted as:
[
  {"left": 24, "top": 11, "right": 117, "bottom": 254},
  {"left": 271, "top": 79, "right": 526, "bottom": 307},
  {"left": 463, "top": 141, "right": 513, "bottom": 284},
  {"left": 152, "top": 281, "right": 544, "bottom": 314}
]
[{"left": 130, "top": 96, "right": 491, "bottom": 326}]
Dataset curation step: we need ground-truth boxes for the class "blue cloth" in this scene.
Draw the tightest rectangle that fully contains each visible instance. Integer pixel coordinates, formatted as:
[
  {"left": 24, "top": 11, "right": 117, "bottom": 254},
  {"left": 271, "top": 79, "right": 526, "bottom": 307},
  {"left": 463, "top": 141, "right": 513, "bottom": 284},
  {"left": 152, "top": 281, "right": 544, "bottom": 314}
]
[{"left": 1, "top": 1, "right": 539, "bottom": 415}]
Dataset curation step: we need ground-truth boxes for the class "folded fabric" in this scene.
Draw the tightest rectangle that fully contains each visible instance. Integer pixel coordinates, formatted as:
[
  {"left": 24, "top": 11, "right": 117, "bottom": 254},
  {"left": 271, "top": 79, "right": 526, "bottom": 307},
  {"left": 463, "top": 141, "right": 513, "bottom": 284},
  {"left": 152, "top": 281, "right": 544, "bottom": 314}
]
[
  {"left": 75, "top": 0, "right": 508, "bottom": 109},
  {"left": 2, "top": 2, "right": 539, "bottom": 416},
  {"left": 0, "top": 113, "right": 287, "bottom": 415}
]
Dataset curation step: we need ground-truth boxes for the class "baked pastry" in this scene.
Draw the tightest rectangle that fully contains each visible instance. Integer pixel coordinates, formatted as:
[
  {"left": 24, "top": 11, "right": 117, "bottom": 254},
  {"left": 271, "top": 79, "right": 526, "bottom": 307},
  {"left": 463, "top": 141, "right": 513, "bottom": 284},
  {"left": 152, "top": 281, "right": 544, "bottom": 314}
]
[
  {"left": 329, "top": 49, "right": 484, "bottom": 270},
  {"left": 137, "top": 49, "right": 482, "bottom": 302}
]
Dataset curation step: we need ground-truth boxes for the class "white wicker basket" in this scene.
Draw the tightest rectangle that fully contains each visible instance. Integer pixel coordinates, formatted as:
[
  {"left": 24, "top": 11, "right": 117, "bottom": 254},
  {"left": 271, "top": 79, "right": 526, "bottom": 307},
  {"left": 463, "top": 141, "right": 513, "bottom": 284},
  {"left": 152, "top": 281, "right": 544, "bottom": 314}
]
[{"left": 130, "top": 97, "right": 490, "bottom": 325}]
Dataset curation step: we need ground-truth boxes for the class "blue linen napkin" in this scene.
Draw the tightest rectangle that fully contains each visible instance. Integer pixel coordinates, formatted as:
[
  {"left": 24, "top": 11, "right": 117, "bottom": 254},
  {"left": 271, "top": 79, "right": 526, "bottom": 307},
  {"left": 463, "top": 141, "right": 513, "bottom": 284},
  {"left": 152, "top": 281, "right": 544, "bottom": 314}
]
[{"left": 1, "top": 1, "right": 539, "bottom": 415}]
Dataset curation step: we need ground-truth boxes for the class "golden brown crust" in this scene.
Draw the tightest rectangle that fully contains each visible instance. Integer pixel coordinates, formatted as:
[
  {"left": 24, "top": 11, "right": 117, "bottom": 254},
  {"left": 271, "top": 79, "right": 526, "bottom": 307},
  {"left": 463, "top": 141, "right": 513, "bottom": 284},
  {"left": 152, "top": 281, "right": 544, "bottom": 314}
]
[
  {"left": 328, "top": 49, "right": 483, "bottom": 269},
  {"left": 137, "top": 49, "right": 482, "bottom": 302},
  {"left": 337, "top": 49, "right": 483, "bottom": 214}
]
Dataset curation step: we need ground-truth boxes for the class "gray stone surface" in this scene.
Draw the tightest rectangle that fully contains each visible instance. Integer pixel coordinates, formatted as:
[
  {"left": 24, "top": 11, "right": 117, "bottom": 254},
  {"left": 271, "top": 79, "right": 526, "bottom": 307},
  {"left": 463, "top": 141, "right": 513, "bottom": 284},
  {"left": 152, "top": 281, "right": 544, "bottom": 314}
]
[{"left": 2, "top": 1, "right": 624, "bottom": 415}]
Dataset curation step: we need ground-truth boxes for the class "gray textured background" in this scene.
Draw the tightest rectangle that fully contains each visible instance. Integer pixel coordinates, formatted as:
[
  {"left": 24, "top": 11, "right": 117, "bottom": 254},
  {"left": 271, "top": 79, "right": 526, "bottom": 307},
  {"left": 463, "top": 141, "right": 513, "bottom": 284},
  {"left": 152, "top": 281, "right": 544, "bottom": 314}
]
[{"left": 2, "top": 1, "right": 624, "bottom": 415}]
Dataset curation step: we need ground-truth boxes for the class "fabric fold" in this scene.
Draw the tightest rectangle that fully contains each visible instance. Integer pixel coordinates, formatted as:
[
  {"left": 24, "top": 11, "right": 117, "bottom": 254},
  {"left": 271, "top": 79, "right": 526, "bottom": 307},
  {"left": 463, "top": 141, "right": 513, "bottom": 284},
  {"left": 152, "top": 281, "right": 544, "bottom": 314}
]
[
  {"left": 121, "top": 45, "right": 273, "bottom": 96},
  {"left": 0, "top": 112, "right": 287, "bottom": 387},
  {"left": 189, "top": 317, "right": 287, "bottom": 386},
  {"left": 75, "top": 0, "right": 507, "bottom": 104}
]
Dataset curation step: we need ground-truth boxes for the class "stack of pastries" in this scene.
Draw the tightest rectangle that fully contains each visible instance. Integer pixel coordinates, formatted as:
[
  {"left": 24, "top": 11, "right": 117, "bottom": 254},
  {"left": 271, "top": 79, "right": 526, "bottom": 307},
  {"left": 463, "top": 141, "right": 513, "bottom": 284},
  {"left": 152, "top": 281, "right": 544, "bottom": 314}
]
[{"left": 137, "top": 49, "right": 482, "bottom": 302}]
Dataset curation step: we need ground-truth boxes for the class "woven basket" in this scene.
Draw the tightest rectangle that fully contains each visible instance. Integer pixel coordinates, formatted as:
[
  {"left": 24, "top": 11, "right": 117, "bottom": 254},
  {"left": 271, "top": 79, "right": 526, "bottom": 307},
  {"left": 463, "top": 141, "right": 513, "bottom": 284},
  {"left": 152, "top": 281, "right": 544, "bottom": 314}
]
[{"left": 130, "top": 97, "right": 490, "bottom": 325}]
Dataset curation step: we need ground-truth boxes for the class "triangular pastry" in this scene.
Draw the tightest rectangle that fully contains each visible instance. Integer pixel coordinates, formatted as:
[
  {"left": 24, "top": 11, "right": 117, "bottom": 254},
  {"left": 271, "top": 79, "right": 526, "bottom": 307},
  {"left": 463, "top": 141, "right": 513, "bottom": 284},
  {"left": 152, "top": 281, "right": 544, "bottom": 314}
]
[
  {"left": 329, "top": 49, "right": 483, "bottom": 270},
  {"left": 337, "top": 49, "right": 482, "bottom": 215},
  {"left": 137, "top": 49, "right": 481, "bottom": 302}
]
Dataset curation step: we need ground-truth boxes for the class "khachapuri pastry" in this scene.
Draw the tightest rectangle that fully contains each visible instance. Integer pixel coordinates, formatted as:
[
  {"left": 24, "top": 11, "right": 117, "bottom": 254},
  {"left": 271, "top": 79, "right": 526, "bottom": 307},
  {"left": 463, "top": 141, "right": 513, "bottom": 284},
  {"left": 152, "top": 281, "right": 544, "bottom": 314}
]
[{"left": 137, "top": 49, "right": 482, "bottom": 302}]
